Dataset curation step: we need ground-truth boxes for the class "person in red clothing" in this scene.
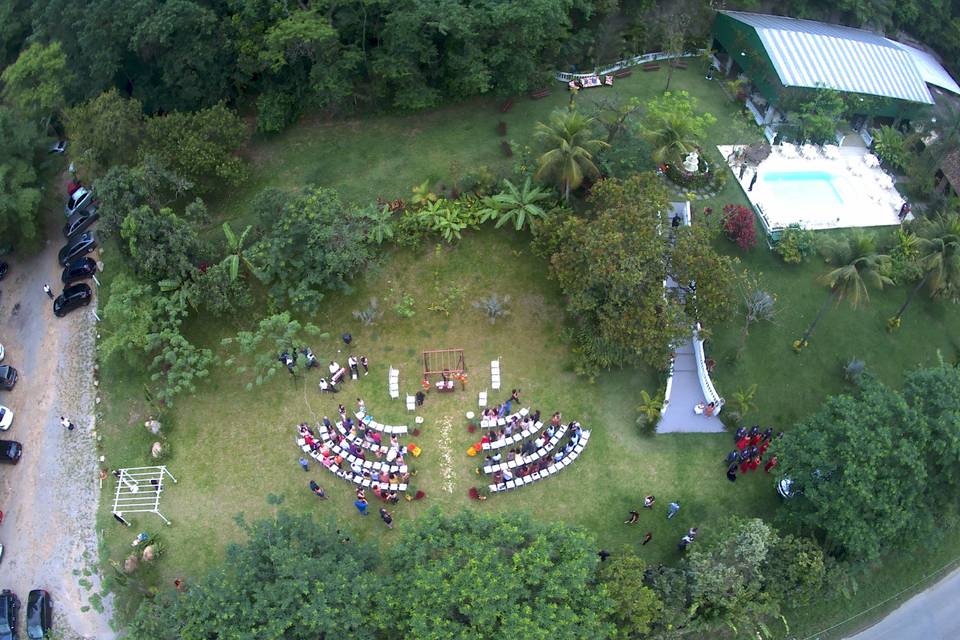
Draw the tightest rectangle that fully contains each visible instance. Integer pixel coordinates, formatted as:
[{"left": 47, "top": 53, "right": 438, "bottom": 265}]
[
  {"left": 740, "top": 459, "right": 750, "bottom": 474},
  {"left": 736, "top": 436, "right": 750, "bottom": 451},
  {"left": 758, "top": 441, "right": 770, "bottom": 455},
  {"left": 749, "top": 456, "right": 760, "bottom": 472},
  {"left": 764, "top": 456, "right": 778, "bottom": 473}
]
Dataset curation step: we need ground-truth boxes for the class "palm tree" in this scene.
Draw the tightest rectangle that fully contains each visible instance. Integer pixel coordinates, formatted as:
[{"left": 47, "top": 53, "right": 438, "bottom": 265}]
[
  {"left": 644, "top": 109, "right": 703, "bottom": 165},
  {"left": 797, "top": 232, "right": 892, "bottom": 347},
  {"left": 889, "top": 213, "right": 960, "bottom": 328},
  {"left": 534, "top": 109, "right": 608, "bottom": 201},
  {"left": 482, "top": 178, "right": 552, "bottom": 231},
  {"left": 222, "top": 222, "right": 265, "bottom": 282},
  {"left": 635, "top": 389, "right": 664, "bottom": 432}
]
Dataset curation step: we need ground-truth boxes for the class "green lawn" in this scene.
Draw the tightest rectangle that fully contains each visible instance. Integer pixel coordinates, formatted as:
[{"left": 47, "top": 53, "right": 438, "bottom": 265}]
[
  {"left": 96, "top": 65, "right": 960, "bottom": 635},
  {"left": 97, "top": 228, "right": 779, "bottom": 620}
]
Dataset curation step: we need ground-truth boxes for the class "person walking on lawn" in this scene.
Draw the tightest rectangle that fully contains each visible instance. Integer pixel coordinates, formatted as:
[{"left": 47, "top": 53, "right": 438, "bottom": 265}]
[{"left": 379, "top": 507, "right": 394, "bottom": 529}]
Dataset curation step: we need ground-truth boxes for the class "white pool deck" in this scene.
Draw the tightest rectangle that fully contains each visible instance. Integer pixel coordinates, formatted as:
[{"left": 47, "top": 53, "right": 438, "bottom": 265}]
[{"left": 719, "top": 144, "right": 906, "bottom": 232}]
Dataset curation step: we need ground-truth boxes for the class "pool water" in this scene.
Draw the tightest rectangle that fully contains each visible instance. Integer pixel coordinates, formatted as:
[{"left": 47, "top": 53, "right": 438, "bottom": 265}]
[{"left": 761, "top": 170, "right": 844, "bottom": 206}]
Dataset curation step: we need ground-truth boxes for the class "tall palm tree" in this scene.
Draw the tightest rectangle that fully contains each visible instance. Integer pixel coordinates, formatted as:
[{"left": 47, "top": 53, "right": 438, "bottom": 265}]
[
  {"left": 798, "top": 233, "right": 892, "bottom": 347},
  {"left": 534, "top": 109, "right": 608, "bottom": 201},
  {"left": 889, "top": 213, "right": 960, "bottom": 327}
]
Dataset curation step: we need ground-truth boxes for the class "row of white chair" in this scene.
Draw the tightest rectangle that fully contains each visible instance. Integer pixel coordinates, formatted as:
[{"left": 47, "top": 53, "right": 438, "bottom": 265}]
[
  {"left": 297, "top": 433, "right": 408, "bottom": 492},
  {"left": 489, "top": 431, "right": 590, "bottom": 493},
  {"left": 480, "top": 421, "right": 544, "bottom": 451},
  {"left": 332, "top": 419, "right": 399, "bottom": 456},
  {"left": 483, "top": 423, "right": 570, "bottom": 474},
  {"left": 310, "top": 425, "right": 409, "bottom": 475},
  {"left": 479, "top": 407, "right": 529, "bottom": 429},
  {"left": 355, "top": 410, "right": 408, "bottom": 434}
]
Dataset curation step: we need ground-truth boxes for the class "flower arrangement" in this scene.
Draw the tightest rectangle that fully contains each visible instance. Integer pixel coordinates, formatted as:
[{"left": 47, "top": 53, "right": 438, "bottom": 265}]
[
  {"left": 414, "top": 490, "right": 426, "bottom": 500},
  {"left": 467, "top": 423, "right": 477, "bottom": 433}
]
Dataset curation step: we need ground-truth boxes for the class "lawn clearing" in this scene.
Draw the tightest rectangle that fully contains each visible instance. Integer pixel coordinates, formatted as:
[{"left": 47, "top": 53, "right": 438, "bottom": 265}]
[{"left": 96, "top": 228, "right": 778, "bottom": 619}]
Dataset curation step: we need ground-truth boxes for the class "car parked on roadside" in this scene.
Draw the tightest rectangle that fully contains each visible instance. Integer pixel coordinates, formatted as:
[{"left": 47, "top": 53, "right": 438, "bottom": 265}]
[
  {"left": 26, "top": 590, "right": 50, "bottom": 639},
  {"left": 53, "top": 284, "right": 92, "bottom": 317},
  {"left": 0, "top": 343, "right": 4, "bottom": 360},
  {"left": 0, "top": 366, "right": 16, "bottom": 391},
  {"left": 62, "top": 206, "right": 99, "bottom": 240},
  {"left": 0, "top": 262, "right": 7, "bottom": 281},
  {"left": 0, "top": 441, "right": 21, "bottom": 465},
  {"left": 0, "top": 589, "right": 19, "bottom": 640},
  {"left": 48, "top": 139, "right": 67, "bottom": 154},
  {"left": 60, "top": 257, "right": 97, "bottom": 285},
  {"left": 0, "top": 406, "right": 12, "bottom": 431},
  {"left": 57, "top": 233, "right": 97, "bottom": 266},
  {"left": 64, "top": 187, "right": 93, "bottom": 217}
]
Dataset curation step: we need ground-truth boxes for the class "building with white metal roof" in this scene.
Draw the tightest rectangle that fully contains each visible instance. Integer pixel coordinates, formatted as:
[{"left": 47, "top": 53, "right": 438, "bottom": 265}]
[{"left": 710, "top": 11, "right": 959, "bottom": 120}]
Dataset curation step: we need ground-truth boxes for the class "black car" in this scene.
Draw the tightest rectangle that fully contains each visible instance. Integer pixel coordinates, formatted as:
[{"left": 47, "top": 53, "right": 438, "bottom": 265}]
[
  {"left": 61, "top": 257, "right": 97, "bottom": 285},
  {"left": 62, "top": 206, "right": 99, "bottom": 240},
  {"left": 53, "top": 284, "right": 92, "bottom": 317},
  {"left": 57, "top": 233, "right": 97, "bottom": 266},
  {"left": 0, "top": 590, "right": 19, "bottom": 640},
  {"left": 0, "top": 366, "right": 16, "bottom": 391},
  {"left": 25, "top": 590, "right": 50, "bottom": 639},
  {"left": 0, "top": 441, "right": 21, "bottom": 465},
  {"left": 0, "top": 262, "right": 7, "bottom": 281}
]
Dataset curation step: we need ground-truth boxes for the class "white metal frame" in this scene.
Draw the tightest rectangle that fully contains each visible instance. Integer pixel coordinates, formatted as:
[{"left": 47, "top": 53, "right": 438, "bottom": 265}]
[{"left": 111, "top": 465, "right": 178, "bottom": 525}]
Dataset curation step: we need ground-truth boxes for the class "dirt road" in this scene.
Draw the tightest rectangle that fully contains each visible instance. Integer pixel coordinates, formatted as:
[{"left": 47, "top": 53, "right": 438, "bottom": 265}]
[{"left": 0, "top": 204, "right": 115, "bottom": 638}]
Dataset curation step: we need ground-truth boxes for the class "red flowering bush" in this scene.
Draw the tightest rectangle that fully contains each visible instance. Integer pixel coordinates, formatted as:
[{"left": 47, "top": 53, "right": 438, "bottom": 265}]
[
  {"left": 721, "top": 204, "right": 757, "bottom": 250},
  {"left": 414, "top": 490, "right": 426, "bottom": 500}
]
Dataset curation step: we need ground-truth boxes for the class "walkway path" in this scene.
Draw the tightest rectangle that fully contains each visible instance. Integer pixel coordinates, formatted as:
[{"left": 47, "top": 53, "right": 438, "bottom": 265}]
[{"left": 658, "top": 202, "right": 725, "bottom": 434}]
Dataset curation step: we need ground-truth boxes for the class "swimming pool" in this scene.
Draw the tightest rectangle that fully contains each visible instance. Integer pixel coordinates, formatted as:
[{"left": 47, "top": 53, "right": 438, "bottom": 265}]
[{"left": 760, "top": 170, "right": 844, "bottom": 206}]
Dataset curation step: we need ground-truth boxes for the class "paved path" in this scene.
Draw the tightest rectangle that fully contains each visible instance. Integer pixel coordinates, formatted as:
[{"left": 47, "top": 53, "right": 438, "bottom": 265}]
[
  {"left": 845, "top": 565, "right": 960, "bottom": 640},
  {"left": 658, "top": 202, "right": 725, "bottom": 434},
  {"left": 0, "top": 199, "right": 115, "bottom": 638}
]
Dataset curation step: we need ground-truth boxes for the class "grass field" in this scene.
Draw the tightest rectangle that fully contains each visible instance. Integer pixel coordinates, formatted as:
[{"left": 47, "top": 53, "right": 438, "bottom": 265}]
[
  {"left": 95, "top": 64, "right": 960, "bottom": 634},
  {"left": 97, "top": 228, "right": 778, "bottom": 620}
]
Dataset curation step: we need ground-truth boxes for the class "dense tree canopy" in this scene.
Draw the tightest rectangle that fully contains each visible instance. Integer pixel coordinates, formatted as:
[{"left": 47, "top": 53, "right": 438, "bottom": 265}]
[
  {"left": 253, "top": 186, "right": 373, "bottom": 312},
  {"left": 63, "top": 88, "right": 143, "bottom": 174},
  {"left": 376, "top": 509, "right": 613, "bottom": 639},
  {"left": 777, "top": 364, "right": 960, "bottom": 560},
  {"left": 0, "top": 105, "right": 42, "bottom": 242},
  {"left": 127, "top": 512, "right": 380, "bottom": 640}
]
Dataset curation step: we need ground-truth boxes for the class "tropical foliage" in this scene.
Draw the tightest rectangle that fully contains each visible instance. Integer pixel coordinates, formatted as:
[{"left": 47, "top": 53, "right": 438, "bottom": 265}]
[
  {"left": 534, "top": 108, "right": 608, "bottom": 200},
  {"left": 640, "top": 91, "right": 716, "bottom": 164}
]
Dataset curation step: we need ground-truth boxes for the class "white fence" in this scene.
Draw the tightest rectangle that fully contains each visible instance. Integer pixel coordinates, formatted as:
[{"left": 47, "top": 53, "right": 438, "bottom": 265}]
[
  {"left": 555, "top": 49, "right": 707, "bottom": 83},
  {"left": 693, "top": 323, "right": 723, "bottom": 413}
]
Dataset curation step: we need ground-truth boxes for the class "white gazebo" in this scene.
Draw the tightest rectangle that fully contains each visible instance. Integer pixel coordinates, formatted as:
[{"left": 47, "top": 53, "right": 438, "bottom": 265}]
[{"left": 111, "top": 465, "right": 178, "bottom": 526}]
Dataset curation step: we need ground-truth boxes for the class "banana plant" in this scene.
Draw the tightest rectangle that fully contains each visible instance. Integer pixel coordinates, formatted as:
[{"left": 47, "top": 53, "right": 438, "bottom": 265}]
[{"left": 222, "top": 222, "right": 266, "bottom": 282}]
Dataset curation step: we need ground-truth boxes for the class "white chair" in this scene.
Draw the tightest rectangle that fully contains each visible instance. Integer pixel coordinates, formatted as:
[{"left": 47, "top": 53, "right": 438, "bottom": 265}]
[
  {"left": 491, "top": 359, "right": 501, "bottom": 390},
  {"left": 406, "top": 395, "right": 415, "bottom": 411},
  {"left": 388, "top": 367, "right": 400, "bottom": 399},
  {"left": 478, "top": 390, "right": 487, "bottom": 407}
]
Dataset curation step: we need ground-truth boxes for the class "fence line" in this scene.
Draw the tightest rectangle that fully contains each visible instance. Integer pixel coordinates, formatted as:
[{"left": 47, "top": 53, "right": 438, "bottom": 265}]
[{"left": 554, "top": 49, "right": 707, "bottom": 82}]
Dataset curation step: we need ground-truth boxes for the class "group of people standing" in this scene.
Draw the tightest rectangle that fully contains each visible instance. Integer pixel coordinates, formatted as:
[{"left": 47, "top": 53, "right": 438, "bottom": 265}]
[{"left": 725, "top": 426, "right": 781, "bottom": 481}]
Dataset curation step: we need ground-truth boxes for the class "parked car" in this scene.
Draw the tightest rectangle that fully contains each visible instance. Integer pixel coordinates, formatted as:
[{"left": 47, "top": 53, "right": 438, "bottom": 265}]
[
  {"left": 48, "top": 139, "right": 67, "bottom": 154},
  {"left": 0, "top": 589, "right": 19, "bottom": 640},
  {"left": 62, "top": 206, "right": 99, "bottom": 239},
  {"left": 60, "top": 257, "right": 97, "bottom": 285},
  {"left": 0, "top": 441, "right": 21, "bottom": 465},
  {"left": 25, "top": 590, "right": 50, "bottom": 639},
  {"left": 57, "top": 233, "right": 97, "bottom": 266},
  {"left": 53, "top": 284, "right": 92, "bottom": 317},
  {"left": 0, "top": 366, "right": 16, "bottom": 390},
  {"left": 0, "top": 406, "right": 12, "bottom": 431},
  {"left": 64, "top": 187, "right": 92, "bottom": 217},
  {"left": 0, "top": 262, "right": 7, "bottom": 281},
  {"left": 0, "top": 343, "right": 4, "bottom": 360}
]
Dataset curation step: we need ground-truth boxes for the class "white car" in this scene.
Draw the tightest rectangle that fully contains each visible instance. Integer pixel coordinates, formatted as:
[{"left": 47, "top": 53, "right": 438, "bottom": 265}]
[
  {"left": 0, "top": 406, "right": 13, "bottom": 431},
  {"left": 0, "top": 343, "right": 4, "bottom": 360}
]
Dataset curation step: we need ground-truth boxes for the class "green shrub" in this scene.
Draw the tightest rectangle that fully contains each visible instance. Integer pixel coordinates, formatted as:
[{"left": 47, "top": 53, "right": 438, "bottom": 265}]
[
  {"left": 775, "top": 225, "right": 817, "bottom": 264},
  {"left": 256, "top": 91, "right": 301, "bottom": 133},
  {"left": 871, "top": 125, "right": 907, "bottom": 172}
]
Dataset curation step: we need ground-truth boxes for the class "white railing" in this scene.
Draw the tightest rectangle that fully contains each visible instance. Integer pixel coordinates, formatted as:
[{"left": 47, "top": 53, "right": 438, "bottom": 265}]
[
  {"left": 692, "top": 323, "right": 723, "bottom": 413},
  {"left": 555, "top": 49, "right": 706, "bottom": 82}
]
